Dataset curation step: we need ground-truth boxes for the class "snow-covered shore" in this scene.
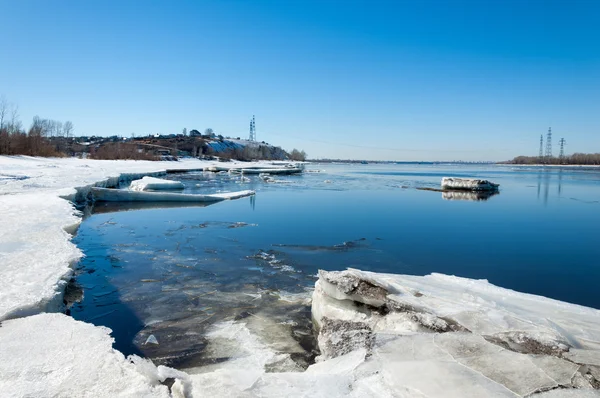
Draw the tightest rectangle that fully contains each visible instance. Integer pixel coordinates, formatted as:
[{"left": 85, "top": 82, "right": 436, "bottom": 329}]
[{"left": 1, "top": 156, "right": 599, "bottom": 397}]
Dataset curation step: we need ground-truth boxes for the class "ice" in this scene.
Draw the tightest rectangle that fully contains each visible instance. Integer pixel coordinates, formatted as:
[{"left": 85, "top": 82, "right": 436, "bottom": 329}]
[
  {"left": 310, "top": 269, "right": 600, "bottom": 396},
  {"left": 0, "top": 313, "right": 174, "bottom": 398},
  {"left": 92, "top": 187, "right": 255, "bottom": 202},
  {"left": 129, "top": 176, "right": 185, "bottom": 191},
  {"left": 146, "top": 334, "right": 159, "bottom": 345},
  {"left": 564, "top": 349, "right": 600, "bottom": 366},
  {"left": 441, "top": 177, "right": 500, "bottom": 191}
]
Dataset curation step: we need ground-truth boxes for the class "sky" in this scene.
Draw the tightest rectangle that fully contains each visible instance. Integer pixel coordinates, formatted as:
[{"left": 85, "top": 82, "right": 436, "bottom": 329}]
[{"left": 1, "top": 0, "right": 599, "bottom": 161}]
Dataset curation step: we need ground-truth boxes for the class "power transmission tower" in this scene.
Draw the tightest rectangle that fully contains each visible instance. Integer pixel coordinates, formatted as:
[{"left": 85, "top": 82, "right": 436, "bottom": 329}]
[
  {"left": 249, "top": 115, "right": 256, "bottom": 141},
  {"left": 539, "top": 134, "right": 544, "bottom": 159},
  {"left": 545, "top": 127, "right": 552, "bottom": 159},
  {"left": 559, "top": 138, "right": 566, "bottom": 161}
]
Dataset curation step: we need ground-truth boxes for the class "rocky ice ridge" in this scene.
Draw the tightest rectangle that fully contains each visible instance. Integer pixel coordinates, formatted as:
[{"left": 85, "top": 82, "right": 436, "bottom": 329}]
[{"left": 311, "top": 269, "right": 600, "bottom": 397}]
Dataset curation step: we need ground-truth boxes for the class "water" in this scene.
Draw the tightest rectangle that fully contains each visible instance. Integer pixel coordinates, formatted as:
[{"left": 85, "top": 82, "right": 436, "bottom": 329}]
[{"left": 70, "top": 163, "right": 600, "bottom": 368}]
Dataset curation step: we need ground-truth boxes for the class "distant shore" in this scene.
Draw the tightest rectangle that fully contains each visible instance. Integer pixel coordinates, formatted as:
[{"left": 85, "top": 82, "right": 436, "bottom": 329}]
[{"left": 497, "top": 163, "right": 600, "bottom": 168}]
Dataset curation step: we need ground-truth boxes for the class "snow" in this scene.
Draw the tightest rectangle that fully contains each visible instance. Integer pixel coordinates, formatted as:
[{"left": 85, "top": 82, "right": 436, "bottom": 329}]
[
  {"left": 129, "top": 176, "right": 184, "bottom": 191},
  {"left": 0, "top": 313, "right": 174, "bottom": 398}
]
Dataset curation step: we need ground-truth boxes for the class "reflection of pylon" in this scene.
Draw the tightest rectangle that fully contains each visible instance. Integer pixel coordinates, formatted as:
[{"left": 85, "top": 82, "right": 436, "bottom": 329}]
[
  {"left": 545, "top": 127, "right": 552, "bottom": 158},
  {"left": 539, "top": 134, "right": 544, "bottom": 159},
  {"left": 249, "top": 115, "right": 256, "bottom": 141},
  {"left": 559, "top": 138, "right": 566, "bottom": 160}
]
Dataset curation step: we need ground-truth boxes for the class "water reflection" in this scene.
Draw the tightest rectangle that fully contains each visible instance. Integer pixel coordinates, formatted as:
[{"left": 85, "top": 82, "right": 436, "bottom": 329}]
[
  {"left": 536, "top": 168, "right": 551, "bottom": 206},
  {"left": 558, "top": 168, "right": 563, "bottom": 196},
  {"left": 90, "top": 201, "right": 214, "bottom": 215},
  {"left": 442, "top": 190, "right": 499, "bottom": 201}
]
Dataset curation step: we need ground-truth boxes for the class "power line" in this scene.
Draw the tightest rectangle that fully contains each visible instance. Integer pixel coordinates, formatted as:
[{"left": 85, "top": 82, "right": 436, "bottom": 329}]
[
  {"left": 559, "top": 138, "right": 567, "bottom": 160},
  {"left": 545, "top": 127, "right": 552, "bottom": 159},
  {"left": 249, "top": 115, "right": 256, "bottom": 141}
]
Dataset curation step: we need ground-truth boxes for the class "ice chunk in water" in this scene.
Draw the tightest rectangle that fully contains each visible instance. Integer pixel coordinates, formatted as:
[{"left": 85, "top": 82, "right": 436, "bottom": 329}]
[{"left": 146, "top": 334, "right": 159, "bottom": 345}]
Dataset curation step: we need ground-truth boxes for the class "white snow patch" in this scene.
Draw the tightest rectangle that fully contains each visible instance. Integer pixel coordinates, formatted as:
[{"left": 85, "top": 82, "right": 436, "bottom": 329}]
[{"left": 0, "top": 313, "right": 173, "bottom": 398}]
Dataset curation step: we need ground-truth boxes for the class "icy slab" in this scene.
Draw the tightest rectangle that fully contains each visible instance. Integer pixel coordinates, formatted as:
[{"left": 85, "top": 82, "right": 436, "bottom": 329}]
[
  {"left": 441, "top": 177, "right": 500, "bottom": 191},
  {"left": 0, "top": 313, "right": 177, "bottom": 398},
  {"left": 310, "top": 269, "right": 600, "bottom": 396},
  {"left": 129, "top": 176, "right": 184, "bottom": 191},
  {"left": 92, "top": 187, "right": 255, "bottom": 202}
]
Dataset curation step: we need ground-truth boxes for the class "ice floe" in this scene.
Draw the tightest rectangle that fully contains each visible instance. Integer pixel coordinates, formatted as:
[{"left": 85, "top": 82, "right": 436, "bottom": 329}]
[
  {"left": 91, "top": 187, "right": 255, "bottom": 202},
  {"left": 129, "top": 176, "right": 185, "bottom": 191},
  {"left": 441, "top": 177, "right": 500, "bottom": 191}
]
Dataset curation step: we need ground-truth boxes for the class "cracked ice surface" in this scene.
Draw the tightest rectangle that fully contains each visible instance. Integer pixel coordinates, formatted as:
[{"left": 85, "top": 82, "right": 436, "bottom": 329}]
[{"left": 309, "top": 269, "right": 600, "bottom": 397}]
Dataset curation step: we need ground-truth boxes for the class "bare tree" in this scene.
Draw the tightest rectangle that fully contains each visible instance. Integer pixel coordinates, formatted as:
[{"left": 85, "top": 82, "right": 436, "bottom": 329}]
[
  {"left": 9, "top": 104, "right": 21, "bottom": 133},
  {"left": 63, "top": 121, "right": 74, "bottom": 138},
  {"left": 0, "top": 96, "right": 8, "bottom": 129},
  {"left": 55, "top": 121, "right": 63, "bottom": 137},
  {"left": 204, "top": 128, "right": 214, "bottom": 137},
  {"left": 289, "top": 148, "right": 307, "bottom": 161},
  {"left": 182, "top": 128, "right": 187, "bottom": 136}
]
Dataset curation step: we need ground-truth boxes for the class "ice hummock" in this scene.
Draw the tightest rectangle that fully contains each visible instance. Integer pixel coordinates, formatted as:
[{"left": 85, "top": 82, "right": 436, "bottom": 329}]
[
  {"left": 441, "top": 177, "right": 500, "bottom": 191},
  {"left": 310, "top": 269, "right": 600, "bottom": 396},
  {"left": 129, "top": 176, "right": 185, "bottom": 191}
]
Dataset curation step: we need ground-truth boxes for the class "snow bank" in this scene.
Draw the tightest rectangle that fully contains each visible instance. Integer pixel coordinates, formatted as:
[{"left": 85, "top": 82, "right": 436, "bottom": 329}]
[
  {"left": 0, "top": 313, "right": 179, "bottom": 398},
  {"left": 130, "top": 176, "right": 184, "bottom": 191},
  {"left": 441, "top": 177, "right": 500, "bottom": 191}
]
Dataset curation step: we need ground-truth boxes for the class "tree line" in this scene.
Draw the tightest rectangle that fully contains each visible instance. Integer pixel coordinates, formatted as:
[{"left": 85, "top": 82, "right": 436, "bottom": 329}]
[
  {"left": 0, "top": 96, "right": 74, "bottom": 156},
  {"left": 507, "top": 154, "right": 600, "bottom": 165}
]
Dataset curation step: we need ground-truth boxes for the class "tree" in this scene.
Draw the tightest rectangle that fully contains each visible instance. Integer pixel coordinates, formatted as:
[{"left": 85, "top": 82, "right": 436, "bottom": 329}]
[
  {"left": 182, "top": 128, "right": 187, "bottom": 136},
  {"left": 0, "top": 96, "right": 8, "bottom": 129},
  {"left": 9, "top": 104, "right": 21, "bottom": 134},
  {"left": 204, "top": 128, "right": 214, "bottom": 137},
  {"left": 289, "top": 148, "right": 307, "bottom": 161},
  {"left": 63, "top": 121, "right": 74, "bottom": 138}
]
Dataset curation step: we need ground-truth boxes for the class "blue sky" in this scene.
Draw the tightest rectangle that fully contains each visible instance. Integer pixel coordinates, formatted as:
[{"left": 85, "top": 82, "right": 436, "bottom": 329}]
[{"left": 1, "top": 0, "right": 598, "bottom": 161}]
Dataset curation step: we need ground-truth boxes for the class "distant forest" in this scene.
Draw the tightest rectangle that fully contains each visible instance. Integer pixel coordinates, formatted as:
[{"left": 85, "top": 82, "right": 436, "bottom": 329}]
[{"left": 507, "top": 153, "right": 600, "bottom": 165}]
